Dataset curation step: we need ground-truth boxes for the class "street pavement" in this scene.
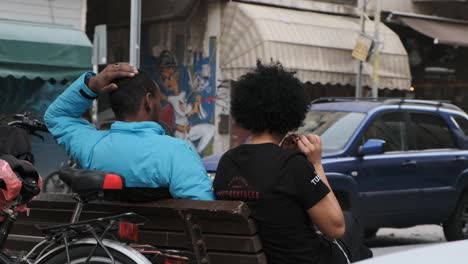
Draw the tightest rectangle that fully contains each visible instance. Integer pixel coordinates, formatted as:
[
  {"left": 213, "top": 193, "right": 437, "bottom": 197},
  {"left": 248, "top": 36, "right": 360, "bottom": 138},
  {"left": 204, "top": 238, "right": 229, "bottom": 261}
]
[{"left": 365, "top": 225, "right": 446, "bottom": 257}]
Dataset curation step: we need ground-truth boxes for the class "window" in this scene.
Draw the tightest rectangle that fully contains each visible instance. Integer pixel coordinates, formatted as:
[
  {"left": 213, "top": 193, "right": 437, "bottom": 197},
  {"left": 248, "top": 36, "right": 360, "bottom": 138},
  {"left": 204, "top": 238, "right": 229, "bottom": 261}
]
[
  {"left": 410, "top": 113, "right": 456, "bottom": 150},
  {"left": 297, "top": 111, "right": 366, "bottom": 153},
  {"left": 454, "top": 116, "right": 468, "bottom": 136},
  {"left": 362, "top": 112, "right": 407, "bottom": 152}
]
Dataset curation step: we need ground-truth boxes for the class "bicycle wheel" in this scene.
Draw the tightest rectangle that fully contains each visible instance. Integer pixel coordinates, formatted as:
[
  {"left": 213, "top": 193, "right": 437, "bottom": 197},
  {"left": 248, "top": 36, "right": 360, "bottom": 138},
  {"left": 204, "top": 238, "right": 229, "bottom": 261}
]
[{"left": 43, "top": 245, "right": 142, "bottom": 264}]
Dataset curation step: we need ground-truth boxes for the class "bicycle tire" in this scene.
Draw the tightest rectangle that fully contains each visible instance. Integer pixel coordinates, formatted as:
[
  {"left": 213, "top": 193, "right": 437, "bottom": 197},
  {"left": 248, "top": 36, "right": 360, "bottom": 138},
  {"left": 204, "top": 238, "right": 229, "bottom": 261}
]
[{"left": 41, "top": 244, "right": 140, "bottom": 264}]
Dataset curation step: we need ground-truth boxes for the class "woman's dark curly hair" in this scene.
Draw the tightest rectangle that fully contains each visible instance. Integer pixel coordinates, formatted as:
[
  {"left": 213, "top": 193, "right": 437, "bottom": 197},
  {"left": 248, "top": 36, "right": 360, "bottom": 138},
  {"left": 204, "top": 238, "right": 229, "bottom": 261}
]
[{"left": 231, "top": 60, "right": 309, "bottom": 135}]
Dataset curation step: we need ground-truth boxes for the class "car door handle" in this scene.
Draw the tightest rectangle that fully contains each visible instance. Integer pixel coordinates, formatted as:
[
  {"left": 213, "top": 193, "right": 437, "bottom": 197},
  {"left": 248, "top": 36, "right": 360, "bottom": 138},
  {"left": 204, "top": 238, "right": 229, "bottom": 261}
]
[{"left": 402, "top": 160, "right": 418, "bottom": 167}]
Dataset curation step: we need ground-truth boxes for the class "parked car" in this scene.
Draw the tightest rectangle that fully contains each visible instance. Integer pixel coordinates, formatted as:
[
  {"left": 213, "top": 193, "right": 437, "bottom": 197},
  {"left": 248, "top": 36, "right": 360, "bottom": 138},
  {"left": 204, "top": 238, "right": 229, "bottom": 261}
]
[
  {"left": 357, "top": 239, "right": 468, "bottom": 264},
  {"left": 202, "top": 98, "right": 468, "bottom": 241}
]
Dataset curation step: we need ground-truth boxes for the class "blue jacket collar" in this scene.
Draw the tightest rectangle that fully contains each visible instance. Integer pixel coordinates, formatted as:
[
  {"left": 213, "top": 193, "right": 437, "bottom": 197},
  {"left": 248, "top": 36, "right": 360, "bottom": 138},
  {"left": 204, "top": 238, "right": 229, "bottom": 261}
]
[{"left": 111, "top": 121, "right": 166, "bottom": 135}]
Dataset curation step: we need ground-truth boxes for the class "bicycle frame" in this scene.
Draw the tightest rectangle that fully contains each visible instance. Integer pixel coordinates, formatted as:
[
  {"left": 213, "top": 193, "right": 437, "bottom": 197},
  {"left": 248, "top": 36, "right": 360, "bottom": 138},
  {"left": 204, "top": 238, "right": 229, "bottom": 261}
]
[
  {"left": 0, "top": 208, "right": 18, "bottom": 249},
  {"left": 0, "top": 201, "right": 151, "bottom": 264},
  {"left": 35, "top": 238, "right": 152, "bottom": 264},
  {"left": 0, "top": 114, "right": 191, "bottom": 263}
]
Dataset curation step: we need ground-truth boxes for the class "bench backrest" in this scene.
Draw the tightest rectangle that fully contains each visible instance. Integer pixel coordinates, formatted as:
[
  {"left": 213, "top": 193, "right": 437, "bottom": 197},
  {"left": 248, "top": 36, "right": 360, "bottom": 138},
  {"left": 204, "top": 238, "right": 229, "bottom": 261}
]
[{"left": 7, "top": 194, "right": 267, "bottom": 264}]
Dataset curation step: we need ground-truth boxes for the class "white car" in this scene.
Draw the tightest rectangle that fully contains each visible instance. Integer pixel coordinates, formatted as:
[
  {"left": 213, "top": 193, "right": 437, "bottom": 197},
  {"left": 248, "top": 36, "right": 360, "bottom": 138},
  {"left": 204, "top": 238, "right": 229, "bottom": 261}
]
[{"left": 358, "top": 240, "right": 468, "bottom": 264}]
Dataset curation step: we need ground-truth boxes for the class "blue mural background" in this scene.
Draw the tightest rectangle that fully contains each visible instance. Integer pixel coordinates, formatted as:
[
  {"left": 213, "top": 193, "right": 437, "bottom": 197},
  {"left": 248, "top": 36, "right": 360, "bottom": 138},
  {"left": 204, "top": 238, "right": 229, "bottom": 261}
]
[{"left": 140, "top": 32, "right": 217, "bottom": 156}]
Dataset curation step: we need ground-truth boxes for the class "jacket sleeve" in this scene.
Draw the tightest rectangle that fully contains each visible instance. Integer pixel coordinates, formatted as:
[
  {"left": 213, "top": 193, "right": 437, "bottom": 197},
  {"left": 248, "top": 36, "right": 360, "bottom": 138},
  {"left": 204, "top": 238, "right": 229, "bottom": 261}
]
[
  {"left": 169, "top": 143, "right": 215, "bottom": 200},
  {"left": 44, "top": 72, "right": 105, "bottom": 168}
]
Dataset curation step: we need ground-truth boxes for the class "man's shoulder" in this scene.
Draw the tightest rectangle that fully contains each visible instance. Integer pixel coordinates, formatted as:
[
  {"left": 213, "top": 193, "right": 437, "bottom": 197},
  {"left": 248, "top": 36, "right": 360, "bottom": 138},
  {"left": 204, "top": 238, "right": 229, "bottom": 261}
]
[{"left": 156, "top": 136, "right": 195, "bottom": 152}]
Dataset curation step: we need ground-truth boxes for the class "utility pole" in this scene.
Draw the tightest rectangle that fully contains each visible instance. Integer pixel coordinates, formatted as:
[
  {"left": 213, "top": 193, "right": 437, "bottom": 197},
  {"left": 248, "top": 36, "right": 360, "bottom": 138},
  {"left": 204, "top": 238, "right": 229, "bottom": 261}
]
[
  {"left": 129, "top": 0, "right": 141, "bottom": 67},
  {"left": 356, "top": 0, "right": 367, "bottom": 98},
  {"left": 372, "top": 0, "right": 381, "bottom": 98},
  {"left": 91, "top": 25, "right": 107, "bottom": 127}
]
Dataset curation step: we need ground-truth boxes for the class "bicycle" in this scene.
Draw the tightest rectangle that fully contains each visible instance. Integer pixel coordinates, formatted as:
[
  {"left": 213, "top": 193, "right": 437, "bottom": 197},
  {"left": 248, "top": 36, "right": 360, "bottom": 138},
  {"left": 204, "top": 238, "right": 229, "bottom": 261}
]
[{"left": 0, "top": 113, "right": 192, "bottom": 263}]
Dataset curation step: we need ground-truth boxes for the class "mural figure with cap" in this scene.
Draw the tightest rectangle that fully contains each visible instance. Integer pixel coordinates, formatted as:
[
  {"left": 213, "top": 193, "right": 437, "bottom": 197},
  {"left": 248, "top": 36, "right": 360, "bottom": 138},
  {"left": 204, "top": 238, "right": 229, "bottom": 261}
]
[{"left": 156, "top": 50, "right": 215, "bottom": 155}]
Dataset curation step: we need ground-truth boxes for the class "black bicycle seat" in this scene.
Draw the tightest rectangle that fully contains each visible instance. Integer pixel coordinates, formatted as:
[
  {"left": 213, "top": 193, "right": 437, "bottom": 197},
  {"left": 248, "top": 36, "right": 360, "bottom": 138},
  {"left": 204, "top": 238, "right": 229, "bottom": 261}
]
[{"left": 59, "top": 168, "right": 125, "bottom": 200}]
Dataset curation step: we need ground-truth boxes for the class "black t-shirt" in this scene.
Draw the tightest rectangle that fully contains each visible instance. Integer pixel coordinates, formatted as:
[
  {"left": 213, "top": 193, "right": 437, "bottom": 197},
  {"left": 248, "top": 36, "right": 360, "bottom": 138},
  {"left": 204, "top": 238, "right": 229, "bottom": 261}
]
[{"left": 213, "top": 143, "right": 333, "bottom": 264}]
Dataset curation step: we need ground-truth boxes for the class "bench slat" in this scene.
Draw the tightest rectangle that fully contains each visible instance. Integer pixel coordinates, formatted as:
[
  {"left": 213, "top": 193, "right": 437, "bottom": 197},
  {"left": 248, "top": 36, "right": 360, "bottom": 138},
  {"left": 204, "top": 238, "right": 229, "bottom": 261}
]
[
  {"left": 8, "top": 194, "right": 266, "bottom": 263},
  {"left": 11, "top": 223, "right": 263, "bottom": 253},
  {"left": 20, "top": 206, "right": 258, "bottom": 235},
  {"left": 33, "top": 194, "right": 251, "bottom": 218},
  {"left": 210, "top": 252, "right": 267, "bottom": 264}
]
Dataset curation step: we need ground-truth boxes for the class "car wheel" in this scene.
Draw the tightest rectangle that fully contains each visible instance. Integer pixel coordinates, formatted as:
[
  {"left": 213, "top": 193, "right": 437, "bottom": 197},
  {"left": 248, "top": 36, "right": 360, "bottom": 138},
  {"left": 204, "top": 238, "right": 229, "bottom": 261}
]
[{"left": 443, "top": 193, "right": 468, "bottom": 241}]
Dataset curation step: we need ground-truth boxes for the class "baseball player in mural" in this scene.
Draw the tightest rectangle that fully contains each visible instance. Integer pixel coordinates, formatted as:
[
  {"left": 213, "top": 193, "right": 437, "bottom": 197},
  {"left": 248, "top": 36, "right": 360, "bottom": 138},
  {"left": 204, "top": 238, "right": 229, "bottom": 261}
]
[{"left": 156, "top": 50, "right": 215, "bottom": 155}]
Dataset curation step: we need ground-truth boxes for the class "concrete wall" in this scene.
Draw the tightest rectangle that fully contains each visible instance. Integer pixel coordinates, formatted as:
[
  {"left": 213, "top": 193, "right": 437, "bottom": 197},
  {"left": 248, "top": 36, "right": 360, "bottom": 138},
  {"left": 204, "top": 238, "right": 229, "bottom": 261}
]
[{"left": 0, "top": 0, "right": 86, "bottom": 30}]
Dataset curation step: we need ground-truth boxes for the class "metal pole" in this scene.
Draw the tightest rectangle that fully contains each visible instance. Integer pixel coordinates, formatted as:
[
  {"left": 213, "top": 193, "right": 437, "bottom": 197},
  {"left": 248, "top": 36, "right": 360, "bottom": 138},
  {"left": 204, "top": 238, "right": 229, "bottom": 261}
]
[
  {"left": 91, "top": 64, "right": 99, "bottom": 126},
  {"left": 91, "top": 24, "right": 107, "bottom": 128},
  {"left": 130, "top": 0, "right": 141, "bottom": 67},
  {"left": 372, "top": 0, "right": 381, "bottom": 98},
  {"left": 356, "top": 0, "right": 367, "bottom": 98}
]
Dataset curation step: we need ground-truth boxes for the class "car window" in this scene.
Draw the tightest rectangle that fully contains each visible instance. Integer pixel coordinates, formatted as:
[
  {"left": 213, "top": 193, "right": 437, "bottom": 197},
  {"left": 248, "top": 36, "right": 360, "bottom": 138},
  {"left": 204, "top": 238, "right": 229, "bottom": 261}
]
[
  {"left": 453, "top": 116, "right": 468, "bottom": 136},
  {"left": 362, "top": 112, "right": 407, "bottom": 152},
  {"left": 410, "top": 113, "right": 456, "bottom": 150},
  {"left": 297, "top": 111, "right": 366, "bottom": 153}
]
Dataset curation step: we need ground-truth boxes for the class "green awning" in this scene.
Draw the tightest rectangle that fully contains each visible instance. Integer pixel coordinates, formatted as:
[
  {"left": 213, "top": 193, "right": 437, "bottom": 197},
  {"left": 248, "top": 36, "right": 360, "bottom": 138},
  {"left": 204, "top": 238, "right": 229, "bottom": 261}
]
[{"left": 0, "top": 19, "right": 92, "bottom": 81}]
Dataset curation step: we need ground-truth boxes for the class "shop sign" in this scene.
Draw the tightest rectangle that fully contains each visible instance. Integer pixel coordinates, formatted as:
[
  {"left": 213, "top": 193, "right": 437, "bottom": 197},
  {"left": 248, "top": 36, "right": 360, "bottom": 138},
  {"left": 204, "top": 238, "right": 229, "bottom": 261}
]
[{"left": 352, "top": 34, "right": 373, "bottom": 62}]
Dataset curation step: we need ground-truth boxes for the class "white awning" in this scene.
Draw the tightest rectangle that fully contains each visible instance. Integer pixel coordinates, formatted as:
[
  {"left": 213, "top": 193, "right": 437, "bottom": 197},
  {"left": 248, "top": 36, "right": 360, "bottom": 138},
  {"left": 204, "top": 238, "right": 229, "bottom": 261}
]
[{"left": 220, "top": 2, "right": 411, "bottom": 90}]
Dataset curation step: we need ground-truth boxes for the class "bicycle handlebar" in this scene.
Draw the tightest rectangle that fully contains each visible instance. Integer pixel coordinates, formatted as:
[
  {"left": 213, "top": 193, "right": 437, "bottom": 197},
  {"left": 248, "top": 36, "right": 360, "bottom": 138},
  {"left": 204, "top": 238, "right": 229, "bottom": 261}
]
[{"left": 5, "top": 113, "right": 49, "bottom": 133}]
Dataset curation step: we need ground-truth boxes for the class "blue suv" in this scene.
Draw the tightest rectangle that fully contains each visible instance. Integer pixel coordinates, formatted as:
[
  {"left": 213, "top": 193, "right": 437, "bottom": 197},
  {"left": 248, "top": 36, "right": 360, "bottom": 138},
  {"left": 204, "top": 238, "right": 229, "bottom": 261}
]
[{"left": 203, "top": 98, "right": 468, "bottom": 241}]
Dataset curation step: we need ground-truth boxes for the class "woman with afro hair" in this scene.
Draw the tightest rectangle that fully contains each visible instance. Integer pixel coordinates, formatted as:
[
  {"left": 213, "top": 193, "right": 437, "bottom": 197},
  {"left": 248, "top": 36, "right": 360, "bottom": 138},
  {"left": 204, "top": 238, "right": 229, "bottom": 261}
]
[{"left": 213, "top": 61, "right": 371, "bottom": 264}]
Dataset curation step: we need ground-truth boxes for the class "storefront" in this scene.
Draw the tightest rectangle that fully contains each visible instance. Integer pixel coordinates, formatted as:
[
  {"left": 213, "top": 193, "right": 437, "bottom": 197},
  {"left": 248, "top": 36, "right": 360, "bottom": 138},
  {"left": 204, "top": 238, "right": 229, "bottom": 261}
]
[
  {"left": 0, "top": 19, "right": 92, "bottom": 177},
  {"left": 221, "top": 2, "right": 411, "bottom": 147},
  {"left": 386, "top": 12, "right": 468, "bottom": 112},
  {"left": 86, "top": 0, "right": 411, "bottom": 154},
  {"left": 0, "top": 19, "right": 92, "bottom": 118}
]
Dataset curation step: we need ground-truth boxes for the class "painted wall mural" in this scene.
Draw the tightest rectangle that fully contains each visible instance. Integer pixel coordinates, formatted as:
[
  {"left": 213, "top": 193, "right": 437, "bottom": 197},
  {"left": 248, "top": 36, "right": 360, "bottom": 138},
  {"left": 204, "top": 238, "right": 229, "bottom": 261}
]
[{"left": 142, "top": 38, "right": 217, "bottom": 157}]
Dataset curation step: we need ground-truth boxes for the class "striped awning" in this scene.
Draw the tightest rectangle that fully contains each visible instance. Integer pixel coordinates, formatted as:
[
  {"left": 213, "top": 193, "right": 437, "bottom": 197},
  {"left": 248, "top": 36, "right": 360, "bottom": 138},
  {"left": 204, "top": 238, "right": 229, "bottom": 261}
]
[
  {"left": 220, "top": 2, "right": 411, "bottom": 90},
  {"left": 0, "top": 19, "right": 92, "bottom": 81}
]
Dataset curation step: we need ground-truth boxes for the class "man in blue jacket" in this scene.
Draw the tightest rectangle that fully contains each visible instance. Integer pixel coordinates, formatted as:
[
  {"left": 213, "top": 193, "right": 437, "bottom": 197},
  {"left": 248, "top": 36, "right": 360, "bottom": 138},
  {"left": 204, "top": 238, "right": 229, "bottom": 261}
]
[{"left": 45, "top": 63, "right": 214, "bottom": 201}]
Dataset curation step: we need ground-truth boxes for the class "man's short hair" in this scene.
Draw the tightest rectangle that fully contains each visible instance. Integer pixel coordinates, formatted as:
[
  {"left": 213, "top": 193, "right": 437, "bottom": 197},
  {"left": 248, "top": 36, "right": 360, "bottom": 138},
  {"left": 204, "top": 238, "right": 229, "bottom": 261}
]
[
  {"left": 110, "top": 70, "right": 158, "bottom": 120},
  {"left": 231, "top": 60, "right": 309, "bottom": 135}
]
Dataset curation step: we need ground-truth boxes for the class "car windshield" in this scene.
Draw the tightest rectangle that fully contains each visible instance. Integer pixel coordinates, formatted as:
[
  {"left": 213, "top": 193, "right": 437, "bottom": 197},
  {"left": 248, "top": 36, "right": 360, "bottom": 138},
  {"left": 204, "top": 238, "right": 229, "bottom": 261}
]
[{"left": 296, "top": 111, "right": 366, "bottom": 154}]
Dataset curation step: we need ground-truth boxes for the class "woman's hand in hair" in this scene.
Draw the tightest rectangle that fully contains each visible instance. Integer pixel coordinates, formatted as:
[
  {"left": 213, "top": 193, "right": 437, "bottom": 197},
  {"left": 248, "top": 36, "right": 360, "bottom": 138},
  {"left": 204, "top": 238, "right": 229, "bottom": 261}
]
[
  {"left": 280, "top": 134, "right": 299, "bottom": 150},
  {"left": 297, "top": 134, "right": 322, "bottom": 166},
  {"left": 87, "top": 63, "right": 139, "bottom": 94}
]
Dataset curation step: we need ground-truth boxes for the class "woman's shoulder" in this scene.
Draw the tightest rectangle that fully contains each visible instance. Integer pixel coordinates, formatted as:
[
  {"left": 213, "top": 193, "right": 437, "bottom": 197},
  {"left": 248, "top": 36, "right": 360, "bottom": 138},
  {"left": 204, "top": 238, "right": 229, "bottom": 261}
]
[{"left": 279, "top": 148, "right": 306, "bottom": 163}]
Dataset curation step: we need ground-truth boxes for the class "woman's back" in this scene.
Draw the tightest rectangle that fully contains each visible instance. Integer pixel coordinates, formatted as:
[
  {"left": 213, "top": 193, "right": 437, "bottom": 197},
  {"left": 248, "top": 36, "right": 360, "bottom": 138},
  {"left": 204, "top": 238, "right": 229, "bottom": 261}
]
[{"left": 214, "top": 143, "right": 334, "bottom": 264}]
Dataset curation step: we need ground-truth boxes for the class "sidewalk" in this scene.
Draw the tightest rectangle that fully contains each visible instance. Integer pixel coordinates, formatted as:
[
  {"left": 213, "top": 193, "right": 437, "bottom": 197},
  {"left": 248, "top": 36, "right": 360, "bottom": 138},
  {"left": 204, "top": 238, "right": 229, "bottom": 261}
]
[{"left": 366, "top": 225, "right": 445, "bottom": 257}]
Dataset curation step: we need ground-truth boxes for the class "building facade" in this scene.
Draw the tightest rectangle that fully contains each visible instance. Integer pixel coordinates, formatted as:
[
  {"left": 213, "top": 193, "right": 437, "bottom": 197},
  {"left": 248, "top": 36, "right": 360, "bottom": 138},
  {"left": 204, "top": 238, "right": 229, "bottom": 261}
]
[
  {"left": 86, "top": 0, "right": 411, "bottom": 155},
  {"left": 0, "top": 0, "right": 87, "bottom": 30},
  {"left": 365, "top": 0, "right": 468, "bottom": 111}
]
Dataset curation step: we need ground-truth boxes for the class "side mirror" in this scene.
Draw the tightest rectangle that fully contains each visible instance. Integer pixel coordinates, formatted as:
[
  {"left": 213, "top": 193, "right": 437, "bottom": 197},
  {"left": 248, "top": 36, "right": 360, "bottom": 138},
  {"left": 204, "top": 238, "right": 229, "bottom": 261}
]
[{"left": 359, "top": 139, "right": 385, "bottom": 156}]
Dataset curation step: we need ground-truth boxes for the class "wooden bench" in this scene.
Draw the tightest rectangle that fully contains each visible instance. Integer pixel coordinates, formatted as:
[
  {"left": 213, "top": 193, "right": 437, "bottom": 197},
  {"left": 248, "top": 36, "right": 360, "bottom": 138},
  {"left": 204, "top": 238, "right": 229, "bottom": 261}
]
[{"left": 6, "top": 193, "right": 266, "bottom": 264}]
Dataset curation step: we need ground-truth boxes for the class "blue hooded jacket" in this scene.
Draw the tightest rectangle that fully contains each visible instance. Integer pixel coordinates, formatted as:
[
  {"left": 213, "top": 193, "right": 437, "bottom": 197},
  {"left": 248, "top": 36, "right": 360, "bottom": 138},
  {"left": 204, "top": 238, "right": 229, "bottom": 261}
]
[{"left": 44, "top": 73, "right": 214, "bottom": 200}]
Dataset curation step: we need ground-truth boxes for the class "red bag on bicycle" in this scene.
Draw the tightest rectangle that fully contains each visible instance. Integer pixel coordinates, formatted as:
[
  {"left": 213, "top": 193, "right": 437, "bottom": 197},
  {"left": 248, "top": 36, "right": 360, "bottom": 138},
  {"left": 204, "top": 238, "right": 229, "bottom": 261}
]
[
  {"left": 0, "top": 158, "right": 22, "bottom": 204},
  {"left": 0, "top": 155, "right": 42, "bottom": 210}
]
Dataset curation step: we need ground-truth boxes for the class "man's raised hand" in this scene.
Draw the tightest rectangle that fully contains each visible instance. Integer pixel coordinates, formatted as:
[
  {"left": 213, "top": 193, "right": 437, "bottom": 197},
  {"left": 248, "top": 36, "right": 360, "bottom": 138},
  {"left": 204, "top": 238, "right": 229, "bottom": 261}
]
[{"left": 87, "top": 63, "right": 138, "bottom": 94}]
